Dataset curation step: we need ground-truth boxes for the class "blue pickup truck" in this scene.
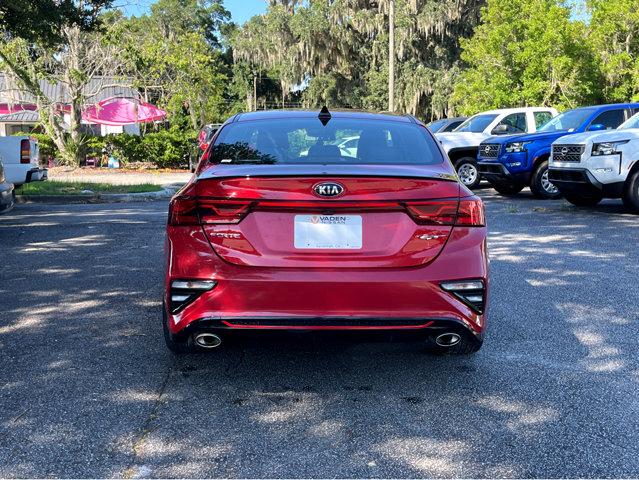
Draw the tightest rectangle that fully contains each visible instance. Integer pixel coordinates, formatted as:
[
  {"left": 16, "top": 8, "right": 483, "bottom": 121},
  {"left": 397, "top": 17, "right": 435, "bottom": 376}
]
[{"left": 476, "top": 103, "right": 639, "bottom": 198}]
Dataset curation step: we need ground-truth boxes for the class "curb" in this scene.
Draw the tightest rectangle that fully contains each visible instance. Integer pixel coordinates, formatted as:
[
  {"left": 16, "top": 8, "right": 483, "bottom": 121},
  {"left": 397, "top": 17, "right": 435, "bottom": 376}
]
[{"left": 15, "top": 188, "right": 177, "bottom": 204}]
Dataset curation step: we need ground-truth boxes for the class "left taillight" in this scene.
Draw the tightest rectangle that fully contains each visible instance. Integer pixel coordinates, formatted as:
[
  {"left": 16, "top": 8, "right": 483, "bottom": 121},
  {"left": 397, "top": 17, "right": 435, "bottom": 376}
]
[
  {"left": 20, "top": 139, "right": 31, "bottom": 164},
  {"left": 168, "top": 196, "right": 252, "bottom": 226},
  {"left": 405, "top": 197, "right": 485, "bottom": 227}
]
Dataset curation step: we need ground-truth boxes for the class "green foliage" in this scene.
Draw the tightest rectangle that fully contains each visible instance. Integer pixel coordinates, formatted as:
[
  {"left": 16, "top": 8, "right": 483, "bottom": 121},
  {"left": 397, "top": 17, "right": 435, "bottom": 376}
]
[
  {"left": 452, "top": 0, "right": 600, "bottom": 115},
  {"left": 588, "top": 0, "right": 639, "bottom": 102},
  {"left": 105, "top": 128, "right": 196, "bottom": 169},
  {"left": 0, "top": 0, "right": 113, "bottom": 46}
]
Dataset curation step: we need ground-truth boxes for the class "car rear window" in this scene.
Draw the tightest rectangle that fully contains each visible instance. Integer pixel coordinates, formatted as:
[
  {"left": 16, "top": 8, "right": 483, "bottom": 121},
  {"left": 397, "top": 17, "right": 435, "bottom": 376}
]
[{"left": 209, "top": 117, "right": 444, "bottom": 165}]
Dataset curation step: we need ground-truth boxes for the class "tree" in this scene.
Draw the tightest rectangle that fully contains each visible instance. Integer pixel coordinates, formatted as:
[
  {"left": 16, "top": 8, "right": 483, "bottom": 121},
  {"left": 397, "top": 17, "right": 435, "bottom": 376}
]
[
  {"left": 0, "top": 0, "right": 112, "bottom": 45},
  {"left": 451, "top": 0, "right": 600, "bottom": 115},
  {"left": 0, "top": 0, "right": 127, "bottom": 165},
  {"left": 588, "top": 0, "right": 639, "bottom": 102},
  {"left": 231, "top": 0, "right": 485, "bottom": 120},
  {"left": 112, "top": 0, "right": 231, "bottom": 128}
]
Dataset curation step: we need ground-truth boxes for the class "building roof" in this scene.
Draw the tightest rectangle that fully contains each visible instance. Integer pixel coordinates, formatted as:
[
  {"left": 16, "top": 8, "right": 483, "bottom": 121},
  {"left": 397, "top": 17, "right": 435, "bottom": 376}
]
[
  {"left": 0, "top": 111, "right": 39, "bottom": 123},
  {"left": 0, "top": 73, "right": 137, "bottom": 105}
]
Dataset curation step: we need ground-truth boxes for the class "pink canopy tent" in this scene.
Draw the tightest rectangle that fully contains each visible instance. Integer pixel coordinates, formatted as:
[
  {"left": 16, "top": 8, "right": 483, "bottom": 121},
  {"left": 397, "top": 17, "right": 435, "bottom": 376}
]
[{"left": 82, "top": 97, "right": 167, "bottom": 126}]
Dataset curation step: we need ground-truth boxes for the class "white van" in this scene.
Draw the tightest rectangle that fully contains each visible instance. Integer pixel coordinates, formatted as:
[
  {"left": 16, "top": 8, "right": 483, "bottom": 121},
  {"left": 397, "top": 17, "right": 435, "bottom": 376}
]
[{"left": 0, "top": 136, "right": 47, "bottom": 186}]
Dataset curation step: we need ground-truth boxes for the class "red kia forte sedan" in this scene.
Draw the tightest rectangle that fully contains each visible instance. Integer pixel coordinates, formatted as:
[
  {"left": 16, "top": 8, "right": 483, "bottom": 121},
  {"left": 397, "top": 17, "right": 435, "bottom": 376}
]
[{"left": 163, "top": 109, "right": 488, "bottom": 354}]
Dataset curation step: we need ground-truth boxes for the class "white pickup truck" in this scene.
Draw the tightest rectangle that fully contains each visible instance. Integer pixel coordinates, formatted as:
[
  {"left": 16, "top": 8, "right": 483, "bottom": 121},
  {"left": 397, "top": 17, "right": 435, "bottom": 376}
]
[
  {"left": 435, "top": 107, "right": 558, "bottom": 188},
  {"left": 0, "top": 136, "right": 47, "bottom": 186},
  {"left": 549, "top": 111, "right": 639, "bottom": 212}
]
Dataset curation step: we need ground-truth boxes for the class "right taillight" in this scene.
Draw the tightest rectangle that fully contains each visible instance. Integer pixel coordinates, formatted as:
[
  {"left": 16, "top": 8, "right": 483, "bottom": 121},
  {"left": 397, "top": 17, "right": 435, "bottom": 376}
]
[
  {"left": 456, "top": 197, "right": 485, "bottom": 226},
  {"left": 168, "top": 196, "right": 252, "bottom": 226},
  {"left": 405, "top": 197, "right": 484, "bottom": 227},
  {"left": 20, "top": 139, "right": 31, "bottom": 164}
]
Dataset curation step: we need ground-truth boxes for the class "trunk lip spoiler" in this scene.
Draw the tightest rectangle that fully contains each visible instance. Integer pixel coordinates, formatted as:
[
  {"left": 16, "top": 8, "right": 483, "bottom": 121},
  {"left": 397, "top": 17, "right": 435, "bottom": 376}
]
[{"left": 196, "top": 171, "right": 459, "bottom": 183}]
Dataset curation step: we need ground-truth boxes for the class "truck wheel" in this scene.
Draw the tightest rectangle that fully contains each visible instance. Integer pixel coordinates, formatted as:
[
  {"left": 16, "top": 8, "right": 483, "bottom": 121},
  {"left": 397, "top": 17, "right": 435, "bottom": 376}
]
[
  {"left": 529, "top": 160, "right": 561, "bottom": 199},
  {"left": 622, "top": 169, "right": 639, "bottom": 213},
  {"left": 564, "top": 193, "right": 602, "bottom": 207},
  {"left": 492, "top": 182, "right": 525, "bottom": 196},
  {"left": 455, "top": 158, "right": 481, "bottom": 189},
  {"left": 162, "top": 302, "right": 194, "bottom": 354}
]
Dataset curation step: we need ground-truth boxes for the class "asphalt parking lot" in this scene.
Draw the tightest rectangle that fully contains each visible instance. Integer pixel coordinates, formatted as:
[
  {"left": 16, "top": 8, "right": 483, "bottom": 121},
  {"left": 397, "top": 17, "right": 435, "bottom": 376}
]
[{"left": 0, "top": 189, "right": 638, "bottom": 478}]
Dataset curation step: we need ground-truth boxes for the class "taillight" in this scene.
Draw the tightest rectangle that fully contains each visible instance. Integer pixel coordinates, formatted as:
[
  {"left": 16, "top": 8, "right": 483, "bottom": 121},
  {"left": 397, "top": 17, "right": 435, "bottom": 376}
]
[
  {"left": 405, "top": 197, "right": 484, "bottom": 227},
  {"left": 168, "top": 196, "right": 252, "bottom": 226},
  {"left": 456, "top": 197, "right": 485, "bottom": 226},
  {"left": 20, "top": 139, "right": 30, "bottom": 164}
]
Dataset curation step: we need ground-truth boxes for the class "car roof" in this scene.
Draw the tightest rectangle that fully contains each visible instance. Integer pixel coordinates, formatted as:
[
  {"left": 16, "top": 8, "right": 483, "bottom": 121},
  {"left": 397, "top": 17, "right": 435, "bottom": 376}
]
[
  {"left": 572, "top": 102, "right": 639, "bottom": 111},
  {"left": 478, "top": 107, "right": 555, "bottom": 115},
  {"left": 231, "top": 109, "right": 416, "bottom": 124}
]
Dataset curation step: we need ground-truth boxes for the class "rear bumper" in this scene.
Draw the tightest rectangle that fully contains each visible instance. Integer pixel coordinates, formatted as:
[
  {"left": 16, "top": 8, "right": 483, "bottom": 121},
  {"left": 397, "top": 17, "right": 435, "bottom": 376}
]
[
  {"left": 0, "top": 182, "right": 14, "bottom": 212},
  {"left": 26, "top": 168, "right": 48, "bottom": 183},
  {"left": 164, "top": 225, "right": 489, "bottom": 337},
  {"left": 166, "top": 316, "right": 484, "bottom": 344},
  {"left": 548, "top": 168, "right": 624, "bottom": 198},
  {"left": 477, "top": 162, "right": 530, "bottom": 185}
]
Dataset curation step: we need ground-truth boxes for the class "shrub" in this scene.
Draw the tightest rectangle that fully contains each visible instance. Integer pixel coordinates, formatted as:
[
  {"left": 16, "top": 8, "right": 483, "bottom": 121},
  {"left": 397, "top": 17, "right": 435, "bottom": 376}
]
[{"left": 103, "top": 128, "right": 196, "bottom": 168}]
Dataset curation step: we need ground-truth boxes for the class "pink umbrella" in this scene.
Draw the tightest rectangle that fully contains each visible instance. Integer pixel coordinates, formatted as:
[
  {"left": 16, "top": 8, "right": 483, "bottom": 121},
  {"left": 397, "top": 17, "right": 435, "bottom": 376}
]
[{"left": 82, "top": 97, "right": 167, "bottom": 126}]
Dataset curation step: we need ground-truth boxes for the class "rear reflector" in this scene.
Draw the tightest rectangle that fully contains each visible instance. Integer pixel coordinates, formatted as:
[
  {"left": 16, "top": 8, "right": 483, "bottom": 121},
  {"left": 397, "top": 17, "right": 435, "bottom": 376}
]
[
  {"left": 169, "top": 279, "right": 217, "bottom": 313},
  {"left": 441, "top": 280, "right": 486, "bottom": 314},
  {"left": 20, "top": 139, "right": 30, "bottom": 164}
]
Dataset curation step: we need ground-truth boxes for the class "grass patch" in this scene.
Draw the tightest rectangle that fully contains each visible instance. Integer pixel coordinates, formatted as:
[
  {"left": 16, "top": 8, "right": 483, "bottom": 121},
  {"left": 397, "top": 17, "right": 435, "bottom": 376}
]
[{"left": 15, "top": 181, "right": 163, "bottom": 196}]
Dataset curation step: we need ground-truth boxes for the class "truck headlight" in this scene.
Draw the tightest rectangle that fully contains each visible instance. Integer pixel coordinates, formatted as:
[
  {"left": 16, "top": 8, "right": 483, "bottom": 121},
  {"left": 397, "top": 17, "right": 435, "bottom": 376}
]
[
  {"left": 591, "top": 140, "right": 629, "bottom": 156},
  {"left": 505, "top": 141, "right": 531, "bottom": 153}
]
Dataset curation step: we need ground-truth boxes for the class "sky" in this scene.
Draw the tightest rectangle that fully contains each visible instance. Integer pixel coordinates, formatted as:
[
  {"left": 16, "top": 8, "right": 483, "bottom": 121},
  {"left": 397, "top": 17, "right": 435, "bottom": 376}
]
[{"left": 119, "top": 0, "right": 267, "bottom": 23}]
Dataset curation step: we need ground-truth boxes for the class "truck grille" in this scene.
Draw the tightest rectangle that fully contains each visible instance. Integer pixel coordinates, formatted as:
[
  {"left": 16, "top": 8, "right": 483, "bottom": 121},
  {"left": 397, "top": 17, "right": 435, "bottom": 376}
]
[
  {"left": 552, "top": 144, "right": 584, "bottom": 162},
  {"left": 479, "top": 144, "right": 500, "bottom": 158}
]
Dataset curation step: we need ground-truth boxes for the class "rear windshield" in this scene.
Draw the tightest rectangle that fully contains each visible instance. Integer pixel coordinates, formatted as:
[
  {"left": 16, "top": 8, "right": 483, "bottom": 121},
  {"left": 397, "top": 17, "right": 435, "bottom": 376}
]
[{"left": 209, "top": 118, "right": 444, "bottom": 165}]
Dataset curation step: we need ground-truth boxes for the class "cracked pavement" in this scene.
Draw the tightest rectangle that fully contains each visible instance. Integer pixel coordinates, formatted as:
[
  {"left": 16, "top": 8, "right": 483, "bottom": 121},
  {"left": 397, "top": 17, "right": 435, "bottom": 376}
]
[{"left": 0, "top": 189, "right": 638, "bottom": 478}]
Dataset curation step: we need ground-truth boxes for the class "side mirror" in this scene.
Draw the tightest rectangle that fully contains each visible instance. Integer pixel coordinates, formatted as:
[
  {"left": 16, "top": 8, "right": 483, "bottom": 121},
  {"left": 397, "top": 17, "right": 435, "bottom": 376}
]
[
  {"left": 492, "top": 124, "right": 509, "bottom": 135},
  {"left": 588, "top": 123, "right": 606, "bottom": 131}
]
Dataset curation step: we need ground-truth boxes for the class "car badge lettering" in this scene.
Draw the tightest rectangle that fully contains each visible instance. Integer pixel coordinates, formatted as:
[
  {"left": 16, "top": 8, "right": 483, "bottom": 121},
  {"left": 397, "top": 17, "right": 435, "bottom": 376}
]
[{"left": 313, "top": 182, "right": 344, "bottom": 197}]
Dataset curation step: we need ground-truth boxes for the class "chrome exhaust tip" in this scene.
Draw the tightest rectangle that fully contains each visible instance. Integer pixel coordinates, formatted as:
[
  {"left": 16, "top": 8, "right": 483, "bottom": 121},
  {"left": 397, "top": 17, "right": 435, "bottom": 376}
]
[
  {"left": 194, "top": 333, "right": 222, "bottom": 349},
  {"left": 435, "top": 332, "right": 461, "bottom": 347}
]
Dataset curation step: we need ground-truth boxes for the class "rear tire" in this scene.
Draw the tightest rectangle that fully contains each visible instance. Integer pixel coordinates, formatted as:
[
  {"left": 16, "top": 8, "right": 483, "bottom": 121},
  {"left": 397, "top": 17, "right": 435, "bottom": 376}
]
[
  {"left": 455, "top": 157, "right": 482, "bottom": 189},
  {"left": 564, "top": 193, "right": 603, "bottom": 208},
  {"left": 426, "top": 332, "right": 482, "bottom": 355},
  {"left": 162, "top": 303, "right": 194, "bottom": 354},
  {"left": 530, "top": 160, "right": 561, "bottom": 199},
  {"left": 622, "top": 169, "right": 639, "bottom": 213},
  {"left": 492, "top": 182, "right": 525, "bottom": 196}
]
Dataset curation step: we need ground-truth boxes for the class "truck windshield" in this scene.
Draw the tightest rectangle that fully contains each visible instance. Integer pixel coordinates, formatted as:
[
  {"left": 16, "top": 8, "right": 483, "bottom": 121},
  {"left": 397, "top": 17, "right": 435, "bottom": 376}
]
[
  {"left": 453, "top": 114, "right": 498, "bottom": 133},
  {"left": 210, "top": 117, "right": 444, "bottom": 165},
  {"left": 619, "top": 112, "right": 639, "bottom": 130},
  {"left": 538, "top": 108, "right": 596, "bottom": 133}
]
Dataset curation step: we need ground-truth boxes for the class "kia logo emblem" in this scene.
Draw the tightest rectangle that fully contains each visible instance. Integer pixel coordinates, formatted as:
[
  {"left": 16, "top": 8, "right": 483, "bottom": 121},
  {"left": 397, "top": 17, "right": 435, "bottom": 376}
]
[
  {"left": 313, "top": 182, "right": 344, "bottom": 197},
  {"left": 561, "top": 147, "right": 568, "bottom": 155}
]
